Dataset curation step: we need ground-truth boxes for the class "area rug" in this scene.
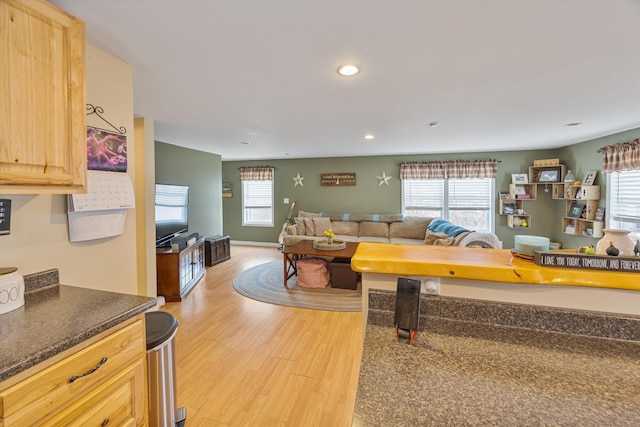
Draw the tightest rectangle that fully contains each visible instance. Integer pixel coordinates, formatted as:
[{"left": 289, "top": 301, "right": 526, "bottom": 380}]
[{"left": 232, "top": 261, "right": 361, "bottom": 312}]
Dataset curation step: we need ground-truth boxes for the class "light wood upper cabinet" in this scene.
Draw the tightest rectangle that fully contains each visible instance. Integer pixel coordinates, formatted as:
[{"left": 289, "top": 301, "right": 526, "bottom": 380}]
[{"left": 0, "top": 0, "right": 87, "bottom": 194}]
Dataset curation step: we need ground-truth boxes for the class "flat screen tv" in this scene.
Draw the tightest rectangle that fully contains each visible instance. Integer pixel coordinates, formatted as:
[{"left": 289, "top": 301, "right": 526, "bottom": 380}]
[{"left": 155, "top": 183, "right": 189, "bottom": 246}]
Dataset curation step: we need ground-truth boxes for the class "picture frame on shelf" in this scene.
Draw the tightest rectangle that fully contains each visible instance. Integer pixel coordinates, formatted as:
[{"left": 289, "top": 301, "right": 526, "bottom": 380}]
[
  {"left": 499, "top": 191, "right": 510, "bottom": 200},
  {"left": 533, "top": 166, "right": 563, "bottom": 183},
  {"left": 513, "top": 186, "right": 526, "bottom": 195},
  {"left": 583, "top": 170, "right": 598, "bottom": 185},
  {"left": 502, "top": 202, "right": 517, "bottom": 215},
  {"left": 568, "top": 203, "right": 585, "bottom": 218},
  {"left": 539, "top": 169, "right": 559, "bottom": 182},
  {"left": 511, "top": 173, "right": 528, "bottom": 184},
  {"left": 595, "top": 207, "right": 605, "bottom": 222}
]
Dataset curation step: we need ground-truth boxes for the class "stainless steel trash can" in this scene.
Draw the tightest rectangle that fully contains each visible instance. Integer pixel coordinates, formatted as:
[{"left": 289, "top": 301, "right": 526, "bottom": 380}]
[{"left": 145, "top": 311, "right": 186, "bottom": 427}]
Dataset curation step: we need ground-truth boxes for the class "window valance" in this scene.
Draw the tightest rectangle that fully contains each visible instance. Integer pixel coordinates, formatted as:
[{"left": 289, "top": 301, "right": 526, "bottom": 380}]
[
  {"left": 598, "top": 138, "right": 640, "bottom": 172},
  {"left": 400, "top": 159, "right": 498, "bottom": 180},
  {"left": 239, "top": 166, "right": 274, "bottom": 181}
]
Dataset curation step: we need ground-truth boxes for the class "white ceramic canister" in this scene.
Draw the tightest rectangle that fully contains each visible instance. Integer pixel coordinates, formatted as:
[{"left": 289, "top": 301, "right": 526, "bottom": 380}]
[{"left": 0, "top": 267, "right": 25, "bottom": 315}]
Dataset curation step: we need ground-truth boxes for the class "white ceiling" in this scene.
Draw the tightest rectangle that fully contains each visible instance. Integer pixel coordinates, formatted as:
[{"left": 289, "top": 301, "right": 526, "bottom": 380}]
[{"left": 52, "top": 0, "right": 640, "bottom": 161}]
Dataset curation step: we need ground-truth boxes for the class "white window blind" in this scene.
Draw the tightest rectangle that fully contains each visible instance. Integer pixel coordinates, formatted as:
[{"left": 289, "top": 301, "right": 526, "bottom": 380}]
[
  {"left": 448, "top": 179, "right": 492, "bottom": 210},
  {"left": 403, "top": 179, "right": 443, "bottom": 218},
  {"left": 242, "top": 180, "right": 274, "bottom": 226},
  {"left": 402, "top": 178, "right": 494, "bottom": 232},
  {"left": 607, "top": 170, "right": 640, "bottom": 240}
]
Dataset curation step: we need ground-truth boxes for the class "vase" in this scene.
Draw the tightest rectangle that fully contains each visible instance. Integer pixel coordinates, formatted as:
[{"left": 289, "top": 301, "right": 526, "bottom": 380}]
[
  {"left": 564, "top": 169, "right": 575, "bottom": 182},
  {"left": 327, "top": 238, "right": 334, "bottom": 245},
  {"left": 595, "top": 229, "right": 634, "bottom": 256}
]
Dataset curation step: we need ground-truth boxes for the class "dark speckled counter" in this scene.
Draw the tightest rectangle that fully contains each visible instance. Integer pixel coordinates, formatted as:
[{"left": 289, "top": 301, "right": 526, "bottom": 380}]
[
  {"left": 0, "top": 269, "right": 156, "bottom": 383},
  {"left": 353, "top": 290, "right": 640, "bottom": 426}
]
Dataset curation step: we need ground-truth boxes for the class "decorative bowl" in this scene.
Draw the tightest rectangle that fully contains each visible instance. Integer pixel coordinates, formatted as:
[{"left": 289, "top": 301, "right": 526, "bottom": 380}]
[
  {"left": 514, "top": 235, "right": 550, "bottom": 256},
  {"left": 313, "top": 239, "right": 347, "bottom": 251}
]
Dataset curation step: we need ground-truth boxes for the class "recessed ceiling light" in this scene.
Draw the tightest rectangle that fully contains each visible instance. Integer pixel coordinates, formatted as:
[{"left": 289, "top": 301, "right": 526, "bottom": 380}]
[
  {"left": 338, "top": 65, "right": 359, "bottom": 76},
  {"left": 240, "top": 141, "right": 251, "bottom": 145},
  {"left": 429, "top": 122, "right": 439, "bottom": 128},
  {"left": 564, "top": 122, "right": 583, "bottom": 127},
  {"left": 364, "top": 134, "right": 374, "bottom": 140}
]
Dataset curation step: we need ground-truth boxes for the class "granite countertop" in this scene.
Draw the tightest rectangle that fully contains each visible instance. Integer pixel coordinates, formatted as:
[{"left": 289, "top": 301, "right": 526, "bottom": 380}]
[
  {"left": 0, "top": 269, "right": 156, "bottom": 383},
  {"left": 351, "top": 243, "right": 640, "bottom": 291},
  {"left": 353, "top": 290, "right": 640, "bottom": 426}
]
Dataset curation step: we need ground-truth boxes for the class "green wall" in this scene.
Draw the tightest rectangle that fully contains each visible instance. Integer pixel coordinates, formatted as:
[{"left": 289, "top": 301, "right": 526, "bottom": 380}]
[
  {"left": 221, "top": 128, "right": 640, "bottom": 248},
  {"left": 222, "top": 149, "right": 563, "bottom": 248},
  {"left": 557, "top": 128, "right": 640, "bottom": 249},
  {"left": 155, "top": 141, "right": 223, "bottom": 239}
]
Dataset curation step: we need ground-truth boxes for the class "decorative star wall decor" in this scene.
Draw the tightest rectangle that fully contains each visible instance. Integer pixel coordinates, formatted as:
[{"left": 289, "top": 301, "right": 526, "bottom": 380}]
[
  {"left": 293, "top": 173, "right": 305, "bottom": 187},
  {"left": 376, "top": 171, "right": 391, "bottom": 186}
]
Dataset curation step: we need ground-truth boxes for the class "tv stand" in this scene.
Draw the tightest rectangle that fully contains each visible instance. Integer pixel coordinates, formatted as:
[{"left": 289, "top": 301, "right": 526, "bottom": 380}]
[{"left": 156, "top": 236, "right": 205, "bottom": 302}]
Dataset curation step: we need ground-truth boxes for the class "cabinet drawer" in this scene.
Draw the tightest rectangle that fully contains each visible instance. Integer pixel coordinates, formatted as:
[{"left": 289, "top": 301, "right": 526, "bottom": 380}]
[
  {"left": 41, "top": 359, "right": 145, "bottom": 427},
  {"left": 0, "top": 320, "right": 145, "bottom": 424}
]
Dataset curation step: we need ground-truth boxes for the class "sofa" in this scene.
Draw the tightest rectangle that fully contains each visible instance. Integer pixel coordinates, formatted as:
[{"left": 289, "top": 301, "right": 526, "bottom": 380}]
[{"left": 282, "top": 211, "right": 501, "bottom": 249}]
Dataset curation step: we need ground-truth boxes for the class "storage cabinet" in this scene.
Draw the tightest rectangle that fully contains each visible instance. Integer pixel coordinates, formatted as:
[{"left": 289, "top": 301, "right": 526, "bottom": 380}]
[
  {"left": 204, "top": 235, "right": 231, "bottom": 266},
  {"left": 157, "top": 237, "right": 206, "bottom": 301},
  {"left": 0, "top": 317, "right": 147, "bottom": 426},
  {"left": 0, "top": 0, "right": 87, "bottom": 194}
]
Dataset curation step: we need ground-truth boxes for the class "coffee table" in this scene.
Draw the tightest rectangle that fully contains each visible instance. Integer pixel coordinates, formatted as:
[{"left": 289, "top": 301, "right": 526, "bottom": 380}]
[{"left": 282, "top": 240, "right": 359, "bottom": 286}]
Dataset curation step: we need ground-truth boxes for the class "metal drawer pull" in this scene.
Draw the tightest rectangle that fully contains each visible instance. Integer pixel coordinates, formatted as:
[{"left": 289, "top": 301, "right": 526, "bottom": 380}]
[
  {"left": 67, "top": 357, "right": 108, "bottom": 383},
  {"left": 101, "top": 418, "right": 109, "bottom": 426}
]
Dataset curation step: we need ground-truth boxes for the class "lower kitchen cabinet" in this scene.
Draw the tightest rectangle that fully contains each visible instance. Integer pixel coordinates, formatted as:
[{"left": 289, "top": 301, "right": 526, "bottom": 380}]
[{"left": 0, "top": 316, "right": 147, "bottom": 426}]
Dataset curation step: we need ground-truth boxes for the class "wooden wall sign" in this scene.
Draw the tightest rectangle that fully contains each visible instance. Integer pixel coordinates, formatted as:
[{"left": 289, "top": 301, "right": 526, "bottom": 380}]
[
  {"left": 533, "top": 251, "right": 640, "bottom": 273},
  {"left": 321, "top": 173, "right": 356, "bottom": 186}
]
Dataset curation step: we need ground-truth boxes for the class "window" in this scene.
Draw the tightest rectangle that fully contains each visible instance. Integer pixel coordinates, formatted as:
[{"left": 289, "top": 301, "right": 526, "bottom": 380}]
[
  {"left": 402, "top": 178, "right": 495, "bottom": 232},
  {"left": 606, "top": 170, "right": 640, "bottom": 241},
  {"left": 242, "top": 180, "right": 273, "bottom": 226}
]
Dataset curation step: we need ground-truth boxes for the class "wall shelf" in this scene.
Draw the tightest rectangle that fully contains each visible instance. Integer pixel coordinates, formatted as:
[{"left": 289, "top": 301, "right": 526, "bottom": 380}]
[{"left": 554, "top": 183, "right": 603, "bottom": 238}]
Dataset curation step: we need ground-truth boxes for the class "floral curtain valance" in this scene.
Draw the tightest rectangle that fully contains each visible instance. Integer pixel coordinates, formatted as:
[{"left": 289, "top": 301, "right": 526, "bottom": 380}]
[
  {"left": 400, "top": 159, "right": 498, "bottom": 180},
  {"left": 598, "top": 138, "right": 640, "bottom": 172},
  {"left": 239, "top": 166, "right": 274, "bottom": 181}
]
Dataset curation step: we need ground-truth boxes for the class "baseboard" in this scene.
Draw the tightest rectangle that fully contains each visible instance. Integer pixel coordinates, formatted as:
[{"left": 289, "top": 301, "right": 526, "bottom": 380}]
[{"left": 231, "top": 240, "right": 280, "bottom": 248}]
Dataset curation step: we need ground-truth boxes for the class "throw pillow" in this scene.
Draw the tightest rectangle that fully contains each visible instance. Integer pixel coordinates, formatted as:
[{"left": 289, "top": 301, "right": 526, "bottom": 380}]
[
  {"left": 298, "top": 210, "right": 320, "bottom": 218},
  {"left": 389, "top": 217, "right": 432, "bottom": 240},
  {"left": 302, "top": 218, "right": 316, "bottom": 236},
  {"left": 312, "top": 217, "right": 332, "bottom": 236},
  {"left": 294, "top": 217, "right": 306, "bottom": 235},
  {"left": 331, "top": 221, "right": 359, "bottom": 236},
  {"left": 359, "top": 221, "right": 389, "bottom": 238}
]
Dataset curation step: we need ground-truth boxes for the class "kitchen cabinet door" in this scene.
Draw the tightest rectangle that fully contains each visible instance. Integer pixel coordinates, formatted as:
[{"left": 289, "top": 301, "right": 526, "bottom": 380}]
[{"left": 0, "top": 0, "right": 87, "bottom": 194}]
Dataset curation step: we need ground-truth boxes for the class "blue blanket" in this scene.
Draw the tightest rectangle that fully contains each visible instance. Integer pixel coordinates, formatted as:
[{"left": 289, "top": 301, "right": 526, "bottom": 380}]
[{"left": 427, "top": 218, "right": 470, "bottom": 237}]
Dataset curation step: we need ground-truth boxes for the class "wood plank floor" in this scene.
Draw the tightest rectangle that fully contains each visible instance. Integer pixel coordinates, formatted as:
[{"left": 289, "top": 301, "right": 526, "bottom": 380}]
[{"left": 161, "top": 245, "right": 363, "bottom": 426}]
